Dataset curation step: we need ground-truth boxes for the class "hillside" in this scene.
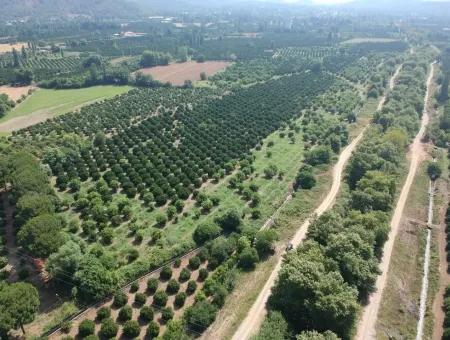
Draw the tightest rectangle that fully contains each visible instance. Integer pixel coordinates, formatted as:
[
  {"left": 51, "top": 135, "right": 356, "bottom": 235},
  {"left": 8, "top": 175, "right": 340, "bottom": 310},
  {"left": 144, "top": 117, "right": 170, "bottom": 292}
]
[{"left": 0, "top": 0, "right": 141, "bottom": 21}]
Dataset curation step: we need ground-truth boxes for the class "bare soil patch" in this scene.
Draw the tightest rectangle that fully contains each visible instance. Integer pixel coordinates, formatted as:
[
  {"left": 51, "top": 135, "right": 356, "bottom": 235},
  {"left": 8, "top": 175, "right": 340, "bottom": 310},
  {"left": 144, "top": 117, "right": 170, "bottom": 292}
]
[
  {"left": 0, "top": 42, "right": 27, "bottom": 54},
  {"left": 0, "top": 107, "right": 55, "bottom": 133},
  {"left": 0, "top": 85, "right": 33, "bottom": 102},
  {"left": 138, "top": 61, "right": 231, "bottom": 86}
]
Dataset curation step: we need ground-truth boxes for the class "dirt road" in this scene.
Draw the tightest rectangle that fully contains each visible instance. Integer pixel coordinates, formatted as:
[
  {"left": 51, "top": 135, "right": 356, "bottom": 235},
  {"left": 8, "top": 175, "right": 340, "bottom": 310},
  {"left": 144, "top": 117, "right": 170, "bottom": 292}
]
[
  {"left": 355, "top": 62, "right": 436, "bottom": 340},
  {"left": 230, "top": 65, "right": 404, "bottom": 340}
]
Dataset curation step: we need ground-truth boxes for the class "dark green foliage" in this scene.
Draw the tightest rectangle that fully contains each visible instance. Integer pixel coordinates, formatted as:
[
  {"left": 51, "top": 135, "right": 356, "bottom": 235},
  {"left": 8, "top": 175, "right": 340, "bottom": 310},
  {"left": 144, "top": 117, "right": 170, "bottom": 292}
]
[
  {"left": 294, "top": 164, "right": 316, "bottom": 190},
  {"left": 139, "top": 306, "right": 154, "bottom": 323},
  {"left": 78, "top": 319, "right": 95, "bottom": 337},
  {"left": 304, "top": 146, "right": 332, "bottom": 166},
  {"left": 252, "top": 311, "right": 290, "bottom": 340},
  {"left": 100, "top": 318, "right": 118, "bottom": 338},
  {"left": 215, "top": 210, "right": 241, "bottom": 233},
  {"left": 185, "top": 300, "right": 218, "bottom": 333},
  {"left": 188, "top": 256, "right": 201, "bottom": 270},
  {"left": 186, "top": 280, "right": 197, "bottom": 295},
  {"left": 0, "top": 282, "right": 40, "bottom": 337},
  {"left": 193, "top": 222, "right": 221, "bottom": 244},
  {"left": 179, "top": 268, "right": 191, "bottom": 282},
  {"left": 153, "top": 290, "right": 168, "bottom": 307},
  {"left": 238, "top": 247, "right": 259, "bottom": 270},
  {"left": 17, "top": 213, "right": 64, "bottom": 258},
  {"left": 198, "top": 268, "right": 209, "bottom": 281},
  {"left": 255, "top": 230, "right": 278, "bottom": 257},
  {"left": 175, "top": 292, "right": 187, "bottom": 307},
  {"left": 160, "top": 266, "right": 172, "bottom": 280},
  {"left": 134, "top": 292, "right": 146, "bottom": 307},
  {"left": 166, "top": 279, "right": 180, "bottom": 295},
  {"left": 113, "top": 291, "right": 128, "bottom": 308},
  {"left": 427, "top": 162, "right": 442, "bottom": 180},
  {"left": 96, "top": 307, "right": 111, "bottom": 321},
  {"left": 161, "top": 307, "right": 174, "bottom": 323},
  {"left": 119, "top": 305, "right": 133, "bottom": 321},
  {"left": 146, "top": 321, "right": 160, "bottom": 339},
  {"left": 122, "top": 320, "right": 141, "bottom": 338},
  {"left": 147, "top": 278, "right": 159, "bottom": 294}
]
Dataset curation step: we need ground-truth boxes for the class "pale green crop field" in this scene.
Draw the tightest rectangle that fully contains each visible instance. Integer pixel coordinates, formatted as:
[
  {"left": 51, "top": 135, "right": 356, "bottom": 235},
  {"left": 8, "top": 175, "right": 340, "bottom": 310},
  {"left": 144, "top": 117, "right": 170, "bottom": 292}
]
[{"left": 0, "top": 85, "right": 132, "bottom": 123}]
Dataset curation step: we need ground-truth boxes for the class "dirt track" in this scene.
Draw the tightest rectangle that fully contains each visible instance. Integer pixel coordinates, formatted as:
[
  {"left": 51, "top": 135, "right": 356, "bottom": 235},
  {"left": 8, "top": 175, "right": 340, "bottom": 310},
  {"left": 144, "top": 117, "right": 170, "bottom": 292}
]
[
  {"left": 355, "top": 62, "right": 436, "bottom": 340},
  {"left": 230, "top": 65, "right": 404, "bottom": 340}
]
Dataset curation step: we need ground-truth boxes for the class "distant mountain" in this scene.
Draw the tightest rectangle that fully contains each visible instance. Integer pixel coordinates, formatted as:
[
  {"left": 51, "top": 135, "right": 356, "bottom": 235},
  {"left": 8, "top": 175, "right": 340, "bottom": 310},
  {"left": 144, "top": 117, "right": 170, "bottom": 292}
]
[{"left": 0, "top": 0, "right": 141, "bottom": 21}]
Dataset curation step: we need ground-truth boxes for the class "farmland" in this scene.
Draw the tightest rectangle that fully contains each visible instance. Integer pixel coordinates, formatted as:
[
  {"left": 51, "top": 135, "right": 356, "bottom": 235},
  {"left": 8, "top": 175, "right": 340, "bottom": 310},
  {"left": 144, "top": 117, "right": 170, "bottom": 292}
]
[
  {"left": 1, "top": 2, "right": 450, "bottom": 340},
  {"left": 137, "top": 61, "right": 231, "bottom": 85},
  {"left": 0, "top": 43, "right": 27, "bottom": 54}
]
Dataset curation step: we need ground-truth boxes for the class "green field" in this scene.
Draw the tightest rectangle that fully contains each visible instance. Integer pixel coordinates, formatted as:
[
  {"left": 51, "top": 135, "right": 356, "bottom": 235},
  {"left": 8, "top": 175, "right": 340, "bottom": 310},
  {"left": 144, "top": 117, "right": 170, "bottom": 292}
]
[{"left": 0, "top": 85, "right": 132, "bottom": 123}]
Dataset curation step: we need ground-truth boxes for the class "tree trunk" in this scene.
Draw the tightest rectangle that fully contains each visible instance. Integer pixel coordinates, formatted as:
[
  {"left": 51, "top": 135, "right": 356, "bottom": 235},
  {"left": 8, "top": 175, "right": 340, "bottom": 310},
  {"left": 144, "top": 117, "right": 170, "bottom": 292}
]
[{"left": 20, "top": 323, "right": 25, "bottom": 335}]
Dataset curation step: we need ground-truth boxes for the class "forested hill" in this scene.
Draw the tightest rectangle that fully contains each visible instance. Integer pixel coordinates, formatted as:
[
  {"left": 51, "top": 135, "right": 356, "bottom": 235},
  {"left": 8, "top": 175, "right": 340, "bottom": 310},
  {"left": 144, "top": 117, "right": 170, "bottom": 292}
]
[{"left": 0, "top": 0, "right": 141, "bottom": 21}]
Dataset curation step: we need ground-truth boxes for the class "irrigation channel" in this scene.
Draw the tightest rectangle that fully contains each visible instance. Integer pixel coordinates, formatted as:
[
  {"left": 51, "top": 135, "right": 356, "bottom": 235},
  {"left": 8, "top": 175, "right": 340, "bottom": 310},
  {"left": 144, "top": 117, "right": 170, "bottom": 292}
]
[
  {"left": 416, "top": 174, "right": 436, "bottom": 340},
  {"left": 230, "top": 64, "right": 404, "bottom": 340}
]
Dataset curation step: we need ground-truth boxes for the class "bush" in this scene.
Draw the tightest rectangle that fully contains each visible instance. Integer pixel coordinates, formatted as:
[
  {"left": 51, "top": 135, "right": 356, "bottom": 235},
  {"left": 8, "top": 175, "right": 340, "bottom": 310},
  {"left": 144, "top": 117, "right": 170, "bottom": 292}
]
[
  {"left": 122, "top": 320, "right": 141, "bottom": 338},
  {"left": 198, "top": 248, "right": 210, "bottom": 262},
  {"left": 146, "top": 321, "right": 160, "bottom": 339},
  {"left": 187, "top": 280, "right": 197, "bottom": 295},
  {"left": 147, "top": 278, "right": 158, "bottom": 294},
  {"left": 166, "top": 279, "right": 180, "bottom": 295},
  {"left": 113, "top": 291, "right": 128, "bottom": 308},
  {"left": 100, "top": 318, "right": 118, "bottom": 338},
  {"left": 238, "top": 247, "right": 259, "bottom": 270},
  {"left": 96, "top": 306, "right": 111, "bottom": 321},
  {"left": 198, "top": 268, "right": 209, "bottom": 281},
  {"left": 193, "top": 222, "right": 221, "bottom": 244},
  {"left": 161, "top": 307, "right": 174, "bottom": 323},
  {"left": 212, "top": 285, "right": 228, "bottom": 308},
  {"left": 294, "top": 164, "right": 316, "bottom": 190},
  {"left": 61, "top": 320, "right": 72, "bottom": 334},
  {"left": 134, "top": 292, "right": 146, "bottom": 306},
  {"left": 304, "top": 146, "right": 332, "bottom": 166},
  {"left": 175, "top": 292, "right": 187, "bottom": 307},
  {"left": 189, "top": 256, "right": 201, "bottom": 270},
  {"left": 160, "top": 266, "right": 172, "bottom": 280},
  {"left": 255, "top": 230, "right": 278, "bottom": 257},
  {"left": 78, "top": 319, "right": 95, "bottom": 337},
  {"left": 173, "top": 258, "right": 181, "bottom": 268},
  {"left": 215, "top": 210, "right": 241, "bottom": 232},
  {"left": 119, "top": 305, "right": 133, "bottom": 321},
  {"left": 153, "top": 290, "right": 168, "bottom": 307},
  {"left": 129, "top": 281, "right": 139, "bottom": 293},
  {"left": 179, "top": 268, "right": 191, "bottom": 282},
  {"left": 185, "top": 300, "right": 218, "bottom": 333},
  {"left": 139, "top": 305, "right": 154, "bottom": 323}
]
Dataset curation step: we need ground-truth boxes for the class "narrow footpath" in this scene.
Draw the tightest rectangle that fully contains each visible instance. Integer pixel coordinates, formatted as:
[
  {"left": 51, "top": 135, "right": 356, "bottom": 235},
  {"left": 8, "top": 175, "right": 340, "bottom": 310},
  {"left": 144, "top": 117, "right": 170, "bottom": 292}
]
[
  {"left": 355, "top": 62, "right": 436, "bottom": 340},
  {"left": 231, "top": 64, "right": 404, "bottom": 340}
]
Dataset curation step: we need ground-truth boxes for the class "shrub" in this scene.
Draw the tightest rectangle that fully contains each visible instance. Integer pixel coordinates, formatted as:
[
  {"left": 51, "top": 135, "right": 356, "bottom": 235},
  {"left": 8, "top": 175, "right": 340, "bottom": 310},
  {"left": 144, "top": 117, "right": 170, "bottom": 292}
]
[
  {"left": 215, "top": 210, "right": 241, "bottom": 232},
  {"left": 113, "top": 291, "right": 127, "bottom": 308},
  {"left": 96, "top": 306, "right": 111, "bottom": 321},
  {"left": 129, "top": 281, "right": 139, "bottom": 293},
  {"left": 198, "top": 268, "right": 209, "bottom": 281},
  {"left": 189, "top": 256, "right": 201, "bottom": 270},
  {"left": 139, "top": 305, "right": 154, "bottom": 323},
  {"left": 134, "top": 292, "right": 146, "bottom": 306},
  {"left": 147, "top": 278, "right": 158, "bottom": 294},
  {"left": 179, "top": 268, "right": 191, "bottom": 282},
  {"left": 61, "top": 320, "right": 72, "bottom": 334},
  {"left": 122, "top": 320, "right": 140, "bottom": 338},
  {"left": 304, "top": 146, "right": 332, "bottom": 166},
  {"left": 146, "top": 321, "right": 160, "bottom": 339},
  {"left": 119, "top": 305, "right": 133, "bottom": 321},
  {"left": 187, "top": 280, "right": 197, "bottom": 295},
  {"left": 153, "top": 290, "right": 168, "bottom": 307},
  {"left": 255, "top": 230, "right": 278, "bottom": 257},
  {"left": 198, "top": 248, "right": 210, "bottom": 262},
  {"left": 161, "top": 307, "right": 174, "bottom": 323},
  {"left": 166, "top": 279, "right": 180, "bottom": 295},
  {"left": 160, "top": 266, "right": 172, "bottom": 280},
  {"left": 185, "top": 300, "right": 218, "bottom": 333},
  {"left": 155, "top": 213, "right": 167, "bottom": 226},
  {"left": 294, "top": 164, "right": 316, "bottom": 190},
  {"left": 78, "top": 319, "right": 95, "bottom": 337},
  {"left": 100, "top": 318, "right": 118, "bottom": 338},
  {"left": 173, "top": 258, "right": 181, "bottom": 268},
  {"left": 193, "top": 222, "right": 221, "bottom": 244},
  {"left": 238, "top": 247, "right": 259, "bottom": 270},
  {"left": 175, "top": 292, "right": 187, "bottom": 307},
  {"left": 212, "top": 285, "right": 228, "bottom": 308}
]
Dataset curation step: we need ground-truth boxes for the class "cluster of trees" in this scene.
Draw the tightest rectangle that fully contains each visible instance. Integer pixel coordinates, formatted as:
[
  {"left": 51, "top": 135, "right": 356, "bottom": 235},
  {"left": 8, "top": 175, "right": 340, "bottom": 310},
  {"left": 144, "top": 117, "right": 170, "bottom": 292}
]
[
  {"left": 0, "top": 93, "right": 14, "bottom": 118},
  {"left": 140, "top": 50, "right": 172, "bottom": 68},
  {"left": 264, "top": 54, "right": 431, "bottom": 339},
  {"left": 35, "top": 72, "right": 335, "bottom": 219}
]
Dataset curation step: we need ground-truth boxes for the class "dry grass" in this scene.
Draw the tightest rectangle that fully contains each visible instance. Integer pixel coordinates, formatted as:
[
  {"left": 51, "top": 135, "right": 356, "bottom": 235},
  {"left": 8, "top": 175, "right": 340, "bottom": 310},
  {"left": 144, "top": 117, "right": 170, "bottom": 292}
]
[
  {"left": 138, "top": 61, "right": 231, "bottom": 86},
  {"left": 0, "top": 85, "right": 32, "bottom": 102},
  {"left": 0, "top": 42, "right": 27, "bottom": 54}
]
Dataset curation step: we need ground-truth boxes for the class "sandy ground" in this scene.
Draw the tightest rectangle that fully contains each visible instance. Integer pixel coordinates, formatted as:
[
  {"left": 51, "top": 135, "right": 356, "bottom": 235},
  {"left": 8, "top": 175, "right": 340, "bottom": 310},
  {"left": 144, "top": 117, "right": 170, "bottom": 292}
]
[
  {"left": 355, "top": 62, "right": 436, "bottom": 340},
  {"left": 0, "top": 42, "right": 27, "bottom": 54},
  {"left": 230, "top": 64, "right": 404, "bottom": 340},
  {"left": 138, "top": 61, "right": 230, "bottom": 86},
  {"left": 0, "top": 85, "right": 33, "bottom": 102}
]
